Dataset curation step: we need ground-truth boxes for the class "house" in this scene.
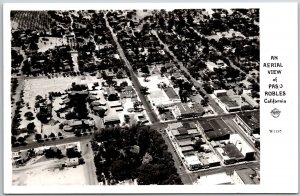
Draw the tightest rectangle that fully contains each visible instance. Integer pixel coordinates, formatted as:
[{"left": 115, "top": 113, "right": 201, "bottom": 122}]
[
  {"left": 104, "top": 111, "right": 121, "bottom": 125},
  {"left": 105, "top": 87, "right": 119, "bottom": 99},
  {"left": 240, "top": 80, "right": 253, "bottom": 89},
  {"left": 64, "top": 158, "right": 79, "bottom": 167},
  {"left": 121, "top": 86, "right": 136, "bottom": 98},
  {"left": 12, "top": 151, "right": 30, "bottom": 166}
]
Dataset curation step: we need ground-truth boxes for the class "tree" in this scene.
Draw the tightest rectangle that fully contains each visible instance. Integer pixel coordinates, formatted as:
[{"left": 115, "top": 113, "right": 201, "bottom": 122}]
[
  {"left": 35, "top": 133, "right": 42, "bottom": 141},
  {"left": 120, "top": 81, "right": 128, "bottom": 88},
  {"left": 49, "top": 132, "right": 56, "bottom": 138},
  {"left": 116, "top": 70, "right": 124, "bottom": 79},
  {"left": 141, "top": 66, "right": 150, "bottom": 74},
  {"left": 24, "top": 112, "right": 34, "bottom": 120},
  {"left": 133, "top": 101, "right": 142, "bottom": 110},
  {"left": 140, "top": 86, "right": 149, "bottom": 95},
  {"left": 160, "top": 66, "right": 167, "bottom": 75},
  {"left": 35, "top": 95, "right": 43, "bottom": 101},
  {"left": 27, "top": 122, "right": 36, "bottom": 132},
  {"left": 66, "top": 148, "right": 81, "bottom": 158},
  {"left": 44, "top": 148, "right": 63, "bottom": 159}
]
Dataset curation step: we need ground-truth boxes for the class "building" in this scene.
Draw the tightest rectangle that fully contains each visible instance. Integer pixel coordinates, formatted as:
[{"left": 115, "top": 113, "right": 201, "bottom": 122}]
[
  {"left": 198, "top": 120, "right": 214, "bottom": 132},
  {"left": 229, "top": 134, "right": 256, "bottom": 161},
  {"left": 192, "top": 103, "right": 205, "bottom": 116},
  {"left": 173, "top": 103, "right": 195, "bottom": 119},
  {"left": 12, "top": 151, "right": 30, "bottom": 166},
  {"left": 240, "top": 80, "right": 253, "bottom": 89},
  {"left": 218, "top": 95, "right": 240, "bottom": 112},
  {"left": 242, "top": 93, "right": 259, "bottom": 108},
  {"left": 121, "top": 86, "right": 137, "bottom": 98},
  {"left": 203, "top": 119, "right": 231, "bottom": 141},
  {"left": 109, "top": 101, "right": 123, "bottom": 111},
  {"left": 235, "top": 112, "right": 260, "bottom": 135},
  {"left": 215, "top": 134, "right": 256, "bottom": 164},
  {"left": 67, "top": 120, "right": 95, "bottom": 131},
  {"left": 199, "top": 152, "right": 221, "bottom": 168},
  {"left": 215, "top": 144, "right": 244, "bottom": 165},
  {"left": 214, "top": 89, "right": 227, "bottom": 97},
  {"left": 64, "top": 158, "right": 79, "bottom": 167},
  {"left": 177, "top": 138, "right": 194, "bottom": 147},
  {"left": 105, "top": 87, "right": 119, "bottom": 100},
  {"left": 195, "top": 172, "right": 233, "bottom": 185},
  {"left": 232, "top": 168, "right": 260, "bottom": 184},
  {"left": 184, "top": 155, "right": 202, "bottom": 171},
  {"left": 104, "top": 111, "right": 121, "bottom": 125}
]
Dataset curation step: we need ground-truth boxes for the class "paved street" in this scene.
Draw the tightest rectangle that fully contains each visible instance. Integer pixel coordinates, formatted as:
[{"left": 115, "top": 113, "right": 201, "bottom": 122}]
[
  {"left": 160, "top": 132, "right": 195, "bottom": 184},
  {"left": 13, "top": 110, "right": 259, "bottom": 151},
  {"left": 152, "top": 30, "right": 225, "bottom": 115},
  {"left": 105, "top": 14, "right": 159, "bottom": 124},
  {"left": 80, "top": 139, "right": 98, "bottom": 185}
]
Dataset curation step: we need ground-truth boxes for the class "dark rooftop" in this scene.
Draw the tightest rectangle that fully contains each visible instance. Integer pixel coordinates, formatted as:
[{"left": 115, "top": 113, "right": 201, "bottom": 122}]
[
  {"left": 235, "top": 168, "right": 260, "bottom": 184},
  {"left": 182, "top": 122, "right": 197, "bottom": 130},
  {"left": 237, "top": 112, "right": 260, "bottom": 130},
  {"left": 208, "top": 119, "right": 233, "bottom": 134},
  {"left": 177, "top": 127, "right": 188, "bottom": 135},
  {"left": 205, "top": 130, "right": 230, "bottom": 141},
  {"left": 199, "top": 120, "right": 214, "bottom": 132},
  {"left": 223, "top": 143, "right": 244, "bottom": 159},
  {"left": 219, "top": 95, "right": 239, "bottom": 107}
]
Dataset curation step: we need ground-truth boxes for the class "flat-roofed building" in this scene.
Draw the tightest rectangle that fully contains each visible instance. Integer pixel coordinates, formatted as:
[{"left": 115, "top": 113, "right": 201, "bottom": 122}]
[
  {"left": 104, "top": 111, "right": 121, "bottom": 125},
  {"left": 204, "top": 119, "right": 231, "bottom": 141},
  {"left": 195, "top": 172, "right": 233, "bottom": 185},
  {"left": 174, "top": 103, "right": 195, "bottom": 119},
  {"left": 235, "top": 112, "right": 260, "bottom": 135},
  {"left": 214, "top": 89, "right": 227, "bottom": 97},
  {"left": 219, "top": 95, "right": 241, "bottom": 112},
  {"left": 184, "top": 155, "right": 202, "bottom": 171},
  {"left": 198, "top": 120, "right": 214, "bottom": 132},
  {"left": 181, "top": 146, "right": 194, "bottom": 153},
  {"left": 241, "top": 93, "right": 259, "bottom": 108},
  {"left": 232, "top": 168, "right": 260, "bottom": 184},
  {"left": 177, "top": 139, "right": 194, "bottom": 147},
  {"left": 192, "top": 103, "right": 205, "bottom": 116},
  {"left": 121, "top": 86, "right": 137, "bottom": 98},
  {"left": 215, "top": 144, "right": 243, "bottom": 165},
  {"left": 229, "top": 134, "right": 256, "bottom": 161}
]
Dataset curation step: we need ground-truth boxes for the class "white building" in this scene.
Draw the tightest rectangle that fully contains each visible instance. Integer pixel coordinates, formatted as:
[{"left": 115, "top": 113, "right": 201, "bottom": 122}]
[
  {"left": 195, "top": 172, "right": 233, "bottom": 185},
  {"left": 184, "top": 155, "right": 202, "bottom": 171},
  {"left": 213, "top": 89, "right": 227, "bottom": 97},
  {"left": 229, "top": 134, "right": 256, "bottom": 160}
]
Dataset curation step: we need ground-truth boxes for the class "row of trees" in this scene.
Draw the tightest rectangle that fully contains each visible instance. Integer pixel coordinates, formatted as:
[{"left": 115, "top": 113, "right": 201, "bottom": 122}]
[{"left": 91, "top": 125, "right": 182, "bottom": 185}]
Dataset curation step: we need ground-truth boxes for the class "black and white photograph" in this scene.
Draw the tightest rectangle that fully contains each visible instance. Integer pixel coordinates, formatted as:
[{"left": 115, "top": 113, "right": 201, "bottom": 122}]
[{"left": 3, "top": 2, "right": 298, "bottom": 194}]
